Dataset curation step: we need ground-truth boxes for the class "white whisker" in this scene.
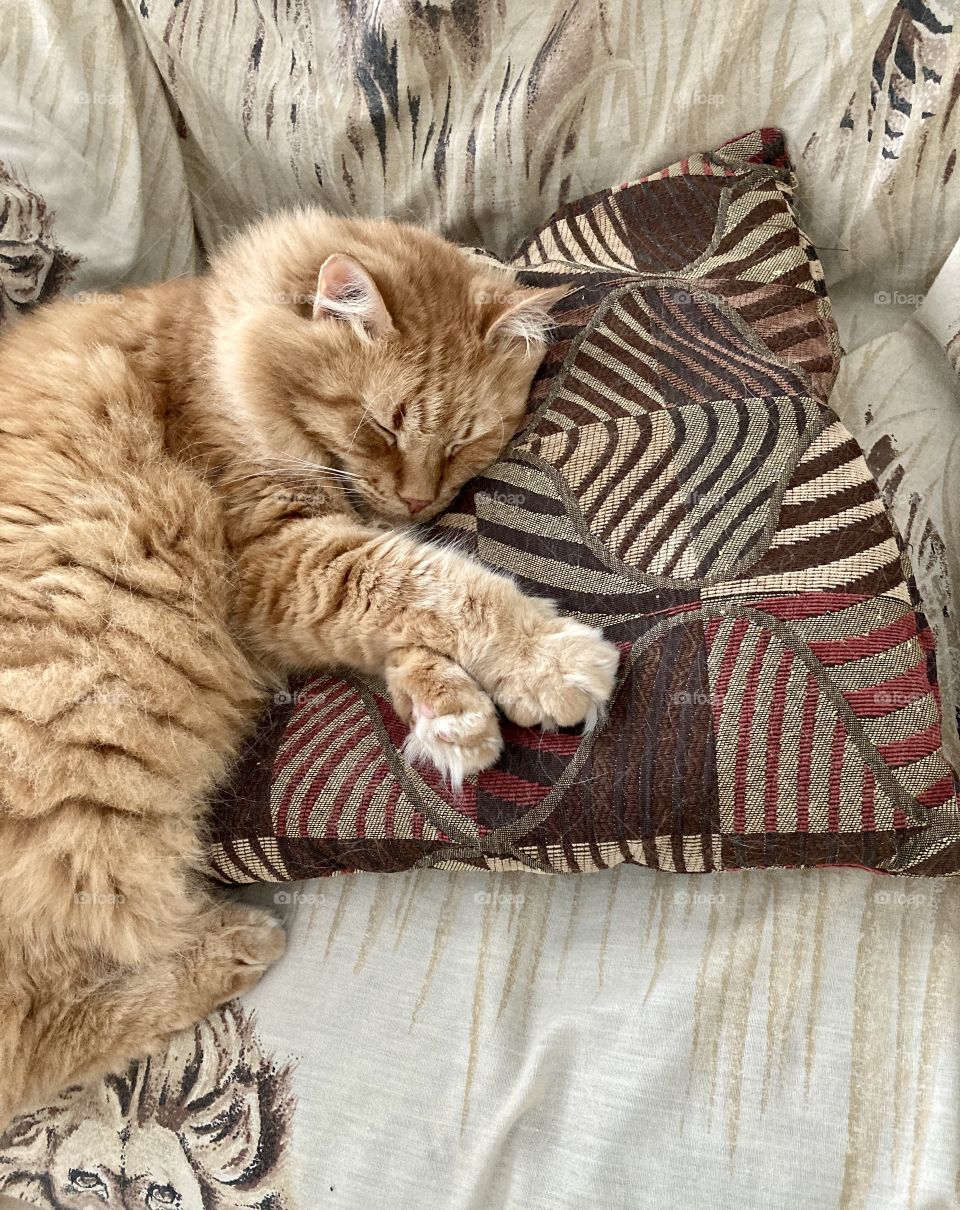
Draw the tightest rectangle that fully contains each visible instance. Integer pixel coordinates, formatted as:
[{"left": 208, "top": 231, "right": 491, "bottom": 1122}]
[{"left": 227, "top": 456, "right": 361, "bottom": 483}]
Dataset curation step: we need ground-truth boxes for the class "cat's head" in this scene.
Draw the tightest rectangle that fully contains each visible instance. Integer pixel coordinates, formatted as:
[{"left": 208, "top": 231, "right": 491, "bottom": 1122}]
[{"left": 208, "top": 211, "right": 567, "bottom": 523}]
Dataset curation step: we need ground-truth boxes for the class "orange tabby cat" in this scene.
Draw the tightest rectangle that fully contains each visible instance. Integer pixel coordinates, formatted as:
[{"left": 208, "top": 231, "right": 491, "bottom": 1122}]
[{"left": 0, "top": 210, "right": 619, "bottom": 1125}]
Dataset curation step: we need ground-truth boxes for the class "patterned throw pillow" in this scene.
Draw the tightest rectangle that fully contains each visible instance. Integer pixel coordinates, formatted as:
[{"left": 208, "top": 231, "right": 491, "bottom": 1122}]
[{"left": 209, "top": 129, "right": 960, "bottom": 883}]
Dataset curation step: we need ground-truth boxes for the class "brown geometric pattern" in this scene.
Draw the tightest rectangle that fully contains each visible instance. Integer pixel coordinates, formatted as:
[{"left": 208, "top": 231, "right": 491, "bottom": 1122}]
[{"left": 208, "top": 129, "right": 960, "bottom": 883}]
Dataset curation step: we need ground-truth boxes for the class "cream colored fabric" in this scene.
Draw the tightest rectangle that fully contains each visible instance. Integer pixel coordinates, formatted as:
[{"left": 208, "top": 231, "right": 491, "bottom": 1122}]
[
  {"left": 122, "top": 0, "right": 959, "bottom": 319},
  {"left": 235, "top": 868, "right": 960, "bottom": 1209},
  {"left": 0, "top": 3, "right": 958, "bottom": 1208},
  {"left": 832, "top": 250, "right": 960, "bottom": 773},
  {"left": 0, "top": 0, "right": 197, "bottom": 295}
]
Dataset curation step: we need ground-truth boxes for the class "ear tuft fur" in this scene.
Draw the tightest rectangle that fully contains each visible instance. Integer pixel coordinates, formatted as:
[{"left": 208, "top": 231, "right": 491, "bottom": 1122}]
[
  {"left": 312, "top": 254, "right": 396, "bottom": 339},
  {"left": 484, "top": 284, "right": 570, "bottom": 354}
]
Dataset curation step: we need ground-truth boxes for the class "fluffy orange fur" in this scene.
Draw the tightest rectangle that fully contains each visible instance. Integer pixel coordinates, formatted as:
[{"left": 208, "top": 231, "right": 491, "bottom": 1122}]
[{"left": 0, "top": 210, "right": 619, "bottom": 1125}]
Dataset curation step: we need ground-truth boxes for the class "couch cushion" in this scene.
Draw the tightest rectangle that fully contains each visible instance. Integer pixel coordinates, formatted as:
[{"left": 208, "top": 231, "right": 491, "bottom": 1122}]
[{"left": 208, "top": 129, "right": 960, "bottom": 883}]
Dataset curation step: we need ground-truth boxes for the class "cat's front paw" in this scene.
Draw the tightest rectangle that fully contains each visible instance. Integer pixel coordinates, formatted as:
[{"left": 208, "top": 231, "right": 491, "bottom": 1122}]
[
  {"left": 493, "top": 617, "right": 620, "bottom": 731},
  {"left": 403, "top": 696, "right": 502, "bottom": 791},
  {"left": 387, "top": 646, "right": 503, "bottom": 790}
]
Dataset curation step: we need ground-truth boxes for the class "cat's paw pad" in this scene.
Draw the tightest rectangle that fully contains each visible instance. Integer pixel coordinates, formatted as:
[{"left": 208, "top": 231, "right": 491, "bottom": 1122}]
[
  {"left": 495, "top": 619, "right": 620, "bottom": 730},
  {"left": 402, "top": 695, "right": 502, "bottom": 791},
  {"left": 191, "top": 906, "right": 287, "bottom": 1005}
]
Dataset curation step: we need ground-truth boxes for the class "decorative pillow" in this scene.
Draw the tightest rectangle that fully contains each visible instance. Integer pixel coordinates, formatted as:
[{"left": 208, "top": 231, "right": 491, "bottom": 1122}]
[{"left": 208, "top": 129, "right": 960, "bottom": 883}]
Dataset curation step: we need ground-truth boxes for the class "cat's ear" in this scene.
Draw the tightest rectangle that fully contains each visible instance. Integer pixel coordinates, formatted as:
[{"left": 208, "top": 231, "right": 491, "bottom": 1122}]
[
  {"left": 484, "top": 284, "right": 570, "bottom": 351},
  {"left": 312, "top": 254, "right": 396, "bottom": 339}
]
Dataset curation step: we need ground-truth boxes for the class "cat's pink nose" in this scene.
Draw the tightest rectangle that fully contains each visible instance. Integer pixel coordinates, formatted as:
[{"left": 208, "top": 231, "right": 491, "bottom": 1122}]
[{"left": 401, "top": 496, "right": 431, "bottom": 515}]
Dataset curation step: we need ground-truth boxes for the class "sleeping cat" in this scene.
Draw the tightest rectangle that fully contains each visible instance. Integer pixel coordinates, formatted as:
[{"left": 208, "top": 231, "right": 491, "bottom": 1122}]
[{"left": 0, "top": 210, "right": 619, "bottom": 1125}]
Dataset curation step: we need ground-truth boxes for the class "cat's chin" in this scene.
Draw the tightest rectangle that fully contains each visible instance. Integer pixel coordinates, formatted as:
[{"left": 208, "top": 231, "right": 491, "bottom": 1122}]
[
  {"left": 358, "top": 503, "right": 429, "bottom": 528},
  {"left": 366, "top": 498, "right": 451, "bottom": 527}
]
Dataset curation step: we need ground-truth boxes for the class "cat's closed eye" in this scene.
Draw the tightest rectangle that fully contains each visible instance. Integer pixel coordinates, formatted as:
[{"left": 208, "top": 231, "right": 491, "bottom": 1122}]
[
  {"left": 445, "top": 426, "right": 478, "bottom": 456},
  {"left": 370, "top": 419, "right": 396, "bottom": 445}
]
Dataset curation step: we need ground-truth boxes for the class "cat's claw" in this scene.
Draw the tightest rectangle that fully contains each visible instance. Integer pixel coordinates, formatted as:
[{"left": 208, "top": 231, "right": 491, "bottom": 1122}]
[
  {"left": 492, "top": 617, "right": 620, "bottom": 730},
  {"left": 385, "top": 648, "right": 504, "bottom": 790},
  {"left": 402, "top": 698, "right": 503, "bottom": 792}
]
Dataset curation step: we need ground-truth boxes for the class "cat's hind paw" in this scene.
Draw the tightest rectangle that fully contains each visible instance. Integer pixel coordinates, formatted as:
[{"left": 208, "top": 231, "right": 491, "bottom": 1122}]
[{"left": 187, "top": 905, "right": 287, "bottom": 1010}]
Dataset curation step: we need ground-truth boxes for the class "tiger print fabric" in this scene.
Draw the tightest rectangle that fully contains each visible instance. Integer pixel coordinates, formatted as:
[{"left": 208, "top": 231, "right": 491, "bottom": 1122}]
[{"left": 209, "top": 129, "right": 960, "bottom": 883}]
